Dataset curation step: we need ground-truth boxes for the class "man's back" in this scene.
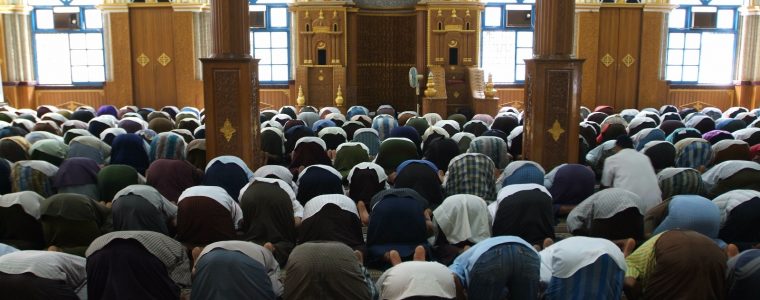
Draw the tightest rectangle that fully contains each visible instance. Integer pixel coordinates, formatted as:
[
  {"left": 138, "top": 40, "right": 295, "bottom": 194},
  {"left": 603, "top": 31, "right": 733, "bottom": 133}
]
[{"left": 601, "top": 149, "right": 661, "bottom": 212}]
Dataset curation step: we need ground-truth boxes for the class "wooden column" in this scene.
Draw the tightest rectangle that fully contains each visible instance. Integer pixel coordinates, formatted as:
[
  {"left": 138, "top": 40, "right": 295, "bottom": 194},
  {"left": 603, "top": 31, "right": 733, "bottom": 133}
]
[
  {"left": 524, "top": 0, "right": 583, "bottom": 170},
  {"left": 736, "top": 2, "right": 760, "bottom": 108},
  {"left": 0, "top": 64, "right": 5, "bottom": 104},
  {"left": 201, "top": 0, "right": 264, "bottom": 170}
]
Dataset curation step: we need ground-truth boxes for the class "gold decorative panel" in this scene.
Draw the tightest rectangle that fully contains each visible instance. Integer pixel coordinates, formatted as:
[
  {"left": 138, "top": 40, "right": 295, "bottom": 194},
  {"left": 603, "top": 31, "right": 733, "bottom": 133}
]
[
  {"left": 220, "top": 118, "right": 236, "bottom": 142},
  {"left": 547, "top": 119, "right": 566, "bottom": 142},
  {"left": 601, "top": 53, "right": 614, "bottom": 67},
  {"left": 622, "top": 54, "right": 635, "bottom": 68},
  {"left": 157, "top": 53, "right": 172, "bottom": 67},
  {"left": 137, "top": 53, "right": 150, "bottom": 67}
]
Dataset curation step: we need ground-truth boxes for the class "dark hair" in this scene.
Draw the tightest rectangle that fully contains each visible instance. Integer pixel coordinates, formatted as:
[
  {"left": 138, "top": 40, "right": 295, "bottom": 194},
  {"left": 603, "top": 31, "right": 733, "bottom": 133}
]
[{"left": 615, "top": 135, "right": 633, "bottom": 149}]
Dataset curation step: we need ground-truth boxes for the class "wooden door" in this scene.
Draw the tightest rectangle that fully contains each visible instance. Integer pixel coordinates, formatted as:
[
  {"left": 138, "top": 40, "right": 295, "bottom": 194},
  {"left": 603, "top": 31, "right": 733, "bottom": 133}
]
[
  {"left": 596, "top": 7, "right": 642, "bottom": 110},
  {"left": 597, "top": 8, "right": 620, "bottom": 107},
  {"left": 615, "top": 8, "right": 642, "bottom": 109},
  {"left": 355, "top": 15, "right": 418, "bottom": 112},
  {"left": 130, "top": 7, "right": 177, "bottom": 108}
]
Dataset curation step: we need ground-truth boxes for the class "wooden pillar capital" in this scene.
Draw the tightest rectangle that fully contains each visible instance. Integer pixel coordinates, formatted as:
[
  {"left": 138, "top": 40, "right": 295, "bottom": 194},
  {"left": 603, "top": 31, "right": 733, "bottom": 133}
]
[
  {"left": 210, "top": 0, "right": 251, "bottom": 58},
  {"left": 534, "top": 0, "right": 575, "bottom": 59}
]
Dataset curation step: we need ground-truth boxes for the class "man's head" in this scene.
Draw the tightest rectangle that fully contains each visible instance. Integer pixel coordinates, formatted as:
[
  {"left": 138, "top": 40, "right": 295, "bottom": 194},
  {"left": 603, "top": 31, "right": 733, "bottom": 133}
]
[{"left": 614, "top": 134, "right": 633, "bottom": 151}]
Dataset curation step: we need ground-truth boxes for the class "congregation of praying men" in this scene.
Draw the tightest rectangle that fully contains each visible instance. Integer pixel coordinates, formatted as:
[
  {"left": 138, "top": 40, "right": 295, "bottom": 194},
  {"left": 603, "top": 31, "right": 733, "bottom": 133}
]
[{"left": 0, "top": 103, "right": 759, "bottom": 299}]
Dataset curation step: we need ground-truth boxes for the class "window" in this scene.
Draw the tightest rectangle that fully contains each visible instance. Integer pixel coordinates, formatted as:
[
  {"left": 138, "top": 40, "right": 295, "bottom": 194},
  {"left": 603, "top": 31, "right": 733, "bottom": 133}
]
[
  {"left": 31, "top": 0, "right": 105, "bottom": 85},
  {"left": 480, "top": 0, "right": 534, "bottom": 84},
  {"left": 249, "top": 0, "right": 291, "bottom": 83},
  {"left": 666, "top": 0, "right": 742, "bottom": 84}
]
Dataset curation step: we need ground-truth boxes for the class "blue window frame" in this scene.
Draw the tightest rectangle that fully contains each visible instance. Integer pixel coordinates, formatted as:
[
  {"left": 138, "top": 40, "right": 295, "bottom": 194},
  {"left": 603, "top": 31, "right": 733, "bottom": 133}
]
[
  {"left": 666, "top": 0, "right": 742, "bottom": 84},
  {"left": 480, "top": 0, "right": 534, "bottom": 84},
  {"left": 249, "top": 0, "right": 291, "bottom": 84},
  {"left": 30, "top": 0, "right": 105, "bottom": 85}
]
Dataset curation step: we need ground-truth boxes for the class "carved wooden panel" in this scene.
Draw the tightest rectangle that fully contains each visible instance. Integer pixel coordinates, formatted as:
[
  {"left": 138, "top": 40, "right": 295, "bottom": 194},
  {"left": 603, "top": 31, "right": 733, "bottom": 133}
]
[
  {"left": 259, "top": 89, "right": 291, "bottom": 110},
  {"left": 524, "top": 59, "right": 583, "bottom": 171},
  {"left": 212, "top": 69, "right": 240, "bottom": 155},
  {"left": 34, "top": 89, "right": 105, "bottom": 110},
  {"left": 496, "top": 88, "right": 525, "bottom": 110},
  {"left": 544, "top": 70, "right": 572, "bottom": 166},
  {"left": 668, "top": 88, "right": 736, "bottom": 111}
]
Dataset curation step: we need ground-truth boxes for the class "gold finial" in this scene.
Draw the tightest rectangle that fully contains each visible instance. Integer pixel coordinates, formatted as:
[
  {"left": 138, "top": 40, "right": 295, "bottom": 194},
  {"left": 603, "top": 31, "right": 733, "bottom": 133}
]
[
  {"left": 484, "top": 73, "right": 496, "bottom": 98},
  {"left": 424, "top": 72, "right": 437, "bottom": 98},
  {"left": 466, "top": 10, "right": 471, "bottom": 17},
  {"left": 318, "top": 10, "right": 324, "bottom": 19},
  {"left": 296, "top": 85, "right": 306, "bottom": 106},
  {"left": 437, "top": 10, "right": 442, "bottom": 17},
  {"left": 334, "top": 85, "right": 344, "bottom": 107},
  {"left": 305, "top": 11, "right": 309, "bottom": 18},
  {"left": 333, "top": 10, "right": 337, "bottom": 18},
  {"left": 451, "top": 9, "right": 457, "bottom": 18}
]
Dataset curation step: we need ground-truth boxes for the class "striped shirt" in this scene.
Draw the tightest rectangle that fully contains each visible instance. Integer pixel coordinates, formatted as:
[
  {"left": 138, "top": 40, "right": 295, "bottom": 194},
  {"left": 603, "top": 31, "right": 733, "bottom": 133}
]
[
  {"left": 566, "top": 188, "right": 643, "bottom": 233},
  {"left": 625, "top": 232, "right": 664, "bottom": 280},
  {"left": 657, "top": 168, "right": 705, "bottom": 199},
  {"left": 0, "top": 251, "right": 86, "bottom": 292},
  {"left": 674, "top": 138, "right": 713, "bottom": 169}
]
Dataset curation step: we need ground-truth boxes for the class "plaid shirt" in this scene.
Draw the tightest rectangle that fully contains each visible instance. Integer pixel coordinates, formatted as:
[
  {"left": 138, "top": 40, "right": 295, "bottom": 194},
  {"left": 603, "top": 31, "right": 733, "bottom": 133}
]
[
  {"left": 468, "top": 136, "right": 511, "bottom": 169},
  {"left": 444, "top": 153, "right": 497, "bottom": 201}
]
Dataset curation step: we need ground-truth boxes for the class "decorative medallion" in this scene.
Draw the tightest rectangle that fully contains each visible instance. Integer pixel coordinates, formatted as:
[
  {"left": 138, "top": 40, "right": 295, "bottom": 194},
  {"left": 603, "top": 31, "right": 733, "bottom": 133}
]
[
  {"left": 157, "top": 53, "right": 172, "bottom": 67},
  {"left": 317, "top": 41, "right": 326, "bottom": 49},
  {"left": 547, "top": 120, "right": 565, "bottom": 142},
  {"left": 137, "top": 53, "right": 150, "bottom": 67},
  {"left": 601, "top": 54, "right": 614, "bottom": 67},
  {"left": 622, "top": 54, "right": 635, "bottom": 68},
  {"left": 448, "top": 40, "right": 458, "bottom": 48},
  {"left": 61, "top": 101, "right": 85, "bottom": 111},
  {"left": 453, "top": 91, "right": 460, "bottom": 99},
  {"left": 683, "top": 101, "right": 710, "bottom": 111},
  {"left": 220, "top": 118, "right": 236, "bottom": 142}
]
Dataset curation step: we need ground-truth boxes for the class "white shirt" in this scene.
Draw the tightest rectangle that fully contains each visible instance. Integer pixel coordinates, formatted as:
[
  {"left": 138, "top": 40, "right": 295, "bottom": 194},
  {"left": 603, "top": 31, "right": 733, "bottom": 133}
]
[
  {"left": 601, "top": 148, "right": 662, "bottom": 212},
  {"left": 539, "top": 237, "right": 627, "bottom": 283}
]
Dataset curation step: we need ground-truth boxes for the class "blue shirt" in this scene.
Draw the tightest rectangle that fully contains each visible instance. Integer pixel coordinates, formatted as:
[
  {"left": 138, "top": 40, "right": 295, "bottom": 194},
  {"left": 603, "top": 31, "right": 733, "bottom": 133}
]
[{"left": 449, "top": 236, "right": 536, "bottom": 286}]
